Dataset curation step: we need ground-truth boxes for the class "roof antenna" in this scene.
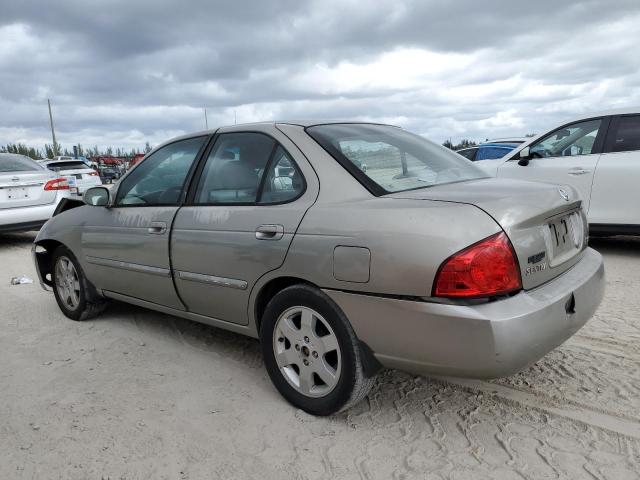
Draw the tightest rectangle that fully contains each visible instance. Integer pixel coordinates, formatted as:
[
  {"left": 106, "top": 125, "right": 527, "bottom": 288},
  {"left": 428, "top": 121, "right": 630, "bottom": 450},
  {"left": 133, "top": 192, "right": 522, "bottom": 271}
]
[
  {"left": 204, "top": 108, "right": 208, "bottom": 130},
  {"left": 234, "top": 109, "right": 237, "bottom": 125}
]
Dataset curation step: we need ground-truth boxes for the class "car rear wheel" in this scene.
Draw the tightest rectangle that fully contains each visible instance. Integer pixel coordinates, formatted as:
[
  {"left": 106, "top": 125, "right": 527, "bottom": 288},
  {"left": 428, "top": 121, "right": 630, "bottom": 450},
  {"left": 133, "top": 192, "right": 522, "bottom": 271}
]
[
  {"left": 52, "top": 246, "right": 107, "bottom": 321},
  {"left": 260, "top": 284, "right": 375, "bottom": 415}
]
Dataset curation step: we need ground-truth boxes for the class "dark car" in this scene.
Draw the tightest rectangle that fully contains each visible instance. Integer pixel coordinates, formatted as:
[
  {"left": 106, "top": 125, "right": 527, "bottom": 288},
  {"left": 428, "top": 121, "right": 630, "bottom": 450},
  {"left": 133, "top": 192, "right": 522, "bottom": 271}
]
[
  {"left": 457, "top": 140, "right": 525, "bottom": 161},
  {"left": 99, "top": 166, "right": 120, "bottom": 183}
]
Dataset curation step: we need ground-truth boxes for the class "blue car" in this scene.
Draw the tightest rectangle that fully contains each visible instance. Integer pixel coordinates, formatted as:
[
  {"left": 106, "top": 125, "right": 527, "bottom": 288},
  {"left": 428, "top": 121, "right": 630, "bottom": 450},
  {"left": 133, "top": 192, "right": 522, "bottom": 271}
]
[{"left": 457, "top": 138, "right": 526, "bottom": 161}]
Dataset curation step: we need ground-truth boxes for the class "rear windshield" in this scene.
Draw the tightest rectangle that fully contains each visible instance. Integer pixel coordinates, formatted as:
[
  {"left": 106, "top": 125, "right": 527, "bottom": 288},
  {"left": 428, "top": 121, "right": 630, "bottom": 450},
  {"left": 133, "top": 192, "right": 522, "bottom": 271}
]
[
  {"left": 307, "top": 124, "right": 488, "bottom": 195},
  {"left": 46, "top": 161, "right": 89, "bottom": 171},
  {"left": 0, "top": 154, "right": 42, "bottom": 173},
  {"left": 476, "top": 145, "right": 515, "bottom": 161}
]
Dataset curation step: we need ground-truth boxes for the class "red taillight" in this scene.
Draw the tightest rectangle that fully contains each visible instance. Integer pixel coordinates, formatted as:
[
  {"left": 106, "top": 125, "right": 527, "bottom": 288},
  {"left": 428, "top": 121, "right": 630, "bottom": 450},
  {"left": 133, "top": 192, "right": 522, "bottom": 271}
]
[
  {"left": 44, "top": 178, "right": 69, "bottom": 191},
  {"left": 433, "top": 232, "right": 522, "bottom": 298}
]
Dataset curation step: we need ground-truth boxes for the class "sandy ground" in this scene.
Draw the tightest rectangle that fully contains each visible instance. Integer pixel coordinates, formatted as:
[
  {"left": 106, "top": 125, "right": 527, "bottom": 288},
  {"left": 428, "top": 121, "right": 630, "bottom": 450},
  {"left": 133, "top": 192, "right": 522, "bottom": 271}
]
[{"left": 1, "top": 232, "right": 639, "bottom": 480}]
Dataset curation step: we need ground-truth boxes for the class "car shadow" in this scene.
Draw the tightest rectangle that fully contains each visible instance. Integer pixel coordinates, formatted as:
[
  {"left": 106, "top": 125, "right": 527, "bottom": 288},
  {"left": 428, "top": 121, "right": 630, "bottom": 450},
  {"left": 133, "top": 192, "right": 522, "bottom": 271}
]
[
  {"left": 99, "top": 301, "right": 265, "bottom": 368},
  {"left": 0, "top": 231, "right": 37, "bottom": 247},
  {"left": 589, "top": 235, "right": 640, "bottom": 256}
]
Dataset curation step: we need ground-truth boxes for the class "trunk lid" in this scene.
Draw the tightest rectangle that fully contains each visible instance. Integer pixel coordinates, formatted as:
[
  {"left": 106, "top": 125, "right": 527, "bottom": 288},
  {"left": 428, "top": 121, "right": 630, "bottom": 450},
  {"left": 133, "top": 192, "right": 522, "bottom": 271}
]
[
  {"left": 0, "top": 171, "right": 57, "bottom": 209},
  {"left": 387, "top": 178, "right": 588, "bottom": 290},
  {"left": 52, "top": 168, "right": 102, "bottom": 193}
]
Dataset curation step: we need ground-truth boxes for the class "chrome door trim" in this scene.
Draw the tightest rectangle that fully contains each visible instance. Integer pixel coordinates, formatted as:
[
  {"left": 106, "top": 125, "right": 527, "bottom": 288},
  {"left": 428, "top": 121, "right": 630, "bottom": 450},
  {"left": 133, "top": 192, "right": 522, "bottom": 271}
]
[
  {"left": 176, "top": 270, "right": 248, "bottom": 290},
  {"left": 86, "top": 255, "right": 171, "bottom": 277}
]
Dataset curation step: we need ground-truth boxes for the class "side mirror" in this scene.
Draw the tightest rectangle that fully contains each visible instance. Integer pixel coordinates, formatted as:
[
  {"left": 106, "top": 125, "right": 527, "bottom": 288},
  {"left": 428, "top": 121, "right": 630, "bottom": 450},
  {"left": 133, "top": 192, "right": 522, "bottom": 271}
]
[
  {"left": 83, "top": 186, "right": 110, "bottom": 206},
  {"left": 518, "top": 146, "right": 531, "bottom": 166}
]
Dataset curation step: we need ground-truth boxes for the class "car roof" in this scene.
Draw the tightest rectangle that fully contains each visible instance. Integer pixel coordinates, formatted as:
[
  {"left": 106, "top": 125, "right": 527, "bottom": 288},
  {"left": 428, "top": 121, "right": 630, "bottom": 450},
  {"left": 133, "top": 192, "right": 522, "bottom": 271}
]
[
  {"left": 537, "top": 107, "right": 640, "bottom": 130},
  {"left": 154, "top": 120, "right": 401, "bottom": 151},
  {"left": 485, "top": 137, "right": 528, "bottom": 144},
  {"left": 0, "top": 152, "right": 35, "bottom": 160},
  {"left": 567, "top": 106, "right": 640, "bottom": 120},
  {"left": 479, "top": 142, "right": 519, "bottom": 148}
]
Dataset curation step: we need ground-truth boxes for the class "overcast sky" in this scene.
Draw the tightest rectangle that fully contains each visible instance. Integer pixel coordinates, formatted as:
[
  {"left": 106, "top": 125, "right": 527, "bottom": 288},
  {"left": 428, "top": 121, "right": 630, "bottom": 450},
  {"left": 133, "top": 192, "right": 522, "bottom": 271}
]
[{"left": 1, "top": 0, "right": 639, "bottom": 151}]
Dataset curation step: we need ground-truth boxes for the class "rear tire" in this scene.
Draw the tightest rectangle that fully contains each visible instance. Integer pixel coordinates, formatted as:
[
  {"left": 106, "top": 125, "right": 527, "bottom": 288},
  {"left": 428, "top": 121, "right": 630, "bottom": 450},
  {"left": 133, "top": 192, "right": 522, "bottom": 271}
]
[
  {"left": 260, "top": 284, "right": 375, "bottom": 416},
  {"left": 52, "top": 246, "right": 107, "bottom": 321}
]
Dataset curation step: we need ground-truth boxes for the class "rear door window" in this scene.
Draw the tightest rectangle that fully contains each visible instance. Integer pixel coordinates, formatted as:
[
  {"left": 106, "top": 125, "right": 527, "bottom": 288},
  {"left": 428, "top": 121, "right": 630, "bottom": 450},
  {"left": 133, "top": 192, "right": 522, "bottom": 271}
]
[
  {"left": 476, "top": 145, "right": 512, "bottom": 161},
  {"left": 194, "top": 132, "right": 275, "bottom": 204},
  {"left": 607, "top": 115, "right": 640, "bottom": 153},
  {"left": 259, "top": 146, "right": 305, "bottom": 204}
]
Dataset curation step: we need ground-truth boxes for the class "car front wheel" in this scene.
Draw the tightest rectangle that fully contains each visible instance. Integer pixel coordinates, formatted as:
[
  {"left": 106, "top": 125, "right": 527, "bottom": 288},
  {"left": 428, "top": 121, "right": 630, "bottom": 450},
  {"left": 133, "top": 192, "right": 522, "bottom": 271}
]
[
  {"left": 260, "top": 284, "right": 375, "bottom": 415},
  {"left": 52, "top": 246, "right": 107, "bottom": 321}
]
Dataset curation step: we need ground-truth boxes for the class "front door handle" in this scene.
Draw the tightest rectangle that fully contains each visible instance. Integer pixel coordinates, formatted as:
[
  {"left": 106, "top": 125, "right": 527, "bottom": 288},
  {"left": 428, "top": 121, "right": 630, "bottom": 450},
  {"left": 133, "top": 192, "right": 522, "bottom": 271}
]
[
  {"left": 255, "top": 224, "right": 284, "bottom": 240},
  {"left": 148, "top": 221, "right": 167, "bottom": 235},
  {"left": 568, "top": 168, "right": 591, "bottom": 176}
]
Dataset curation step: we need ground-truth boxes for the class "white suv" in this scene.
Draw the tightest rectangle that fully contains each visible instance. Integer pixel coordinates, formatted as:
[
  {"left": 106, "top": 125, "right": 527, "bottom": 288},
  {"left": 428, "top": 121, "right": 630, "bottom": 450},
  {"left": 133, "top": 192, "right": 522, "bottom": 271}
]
[
  {"left": 42, "top": 159, "right": 103, "bottom": 197},
  {"left": 476, "top": 108, "right": 640, "bottom": 236}
]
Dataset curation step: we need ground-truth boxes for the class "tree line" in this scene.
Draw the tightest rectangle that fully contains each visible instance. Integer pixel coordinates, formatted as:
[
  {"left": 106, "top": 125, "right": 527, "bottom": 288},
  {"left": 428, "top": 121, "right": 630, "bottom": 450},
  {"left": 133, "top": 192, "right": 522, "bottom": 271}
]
[{"left": 0, "top": 141, "right": 153, "bottom": 160}]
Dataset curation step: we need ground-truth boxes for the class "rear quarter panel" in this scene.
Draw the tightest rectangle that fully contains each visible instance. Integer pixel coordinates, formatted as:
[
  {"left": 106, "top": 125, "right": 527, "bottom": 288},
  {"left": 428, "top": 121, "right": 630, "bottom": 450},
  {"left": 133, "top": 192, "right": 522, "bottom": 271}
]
[
  {"left": 271, "top": 124, "right": 502, "bottom": 298},
  {"left": 277, "top": 197, "right": 501, "bottom": 297}
]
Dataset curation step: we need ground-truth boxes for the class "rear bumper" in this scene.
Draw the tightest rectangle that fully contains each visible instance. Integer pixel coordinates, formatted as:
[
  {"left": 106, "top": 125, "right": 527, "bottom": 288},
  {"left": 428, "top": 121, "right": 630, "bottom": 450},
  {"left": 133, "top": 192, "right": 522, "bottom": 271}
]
[
  {"left": 0, "top": 219, "right": 48, "bottom": 233},
  {"left": 0, "top": 199, "right": 62, "bottom": 232},
  {"left": 69, "top": 180, "right": 102, "bottom": 195},
  {"left": 325, "top": 247, "right": 604, "bottom": 379}
]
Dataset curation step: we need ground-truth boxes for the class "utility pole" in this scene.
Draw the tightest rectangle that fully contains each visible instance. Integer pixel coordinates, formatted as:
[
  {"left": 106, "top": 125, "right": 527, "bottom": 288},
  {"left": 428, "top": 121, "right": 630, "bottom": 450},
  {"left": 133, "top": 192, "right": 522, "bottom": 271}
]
[
  {"left": 204, "top": 108, "right": 208, "bottom": 130},
  {"left": 47, "top": 99, "right": 58, "bottom": 156}
]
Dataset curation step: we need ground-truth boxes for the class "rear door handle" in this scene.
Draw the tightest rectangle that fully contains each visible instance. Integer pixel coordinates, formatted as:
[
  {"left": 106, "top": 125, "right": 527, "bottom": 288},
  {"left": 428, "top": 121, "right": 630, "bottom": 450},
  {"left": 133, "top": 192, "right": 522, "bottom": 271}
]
[
  {"left": 255, "top": 224, "right": 284, "bottom": 240},
  {"left": 148, "top": 221, "right": 167, "bottom": 235},
  {"left": 568, "top": 168, "right": 591, "bottom": 175}
]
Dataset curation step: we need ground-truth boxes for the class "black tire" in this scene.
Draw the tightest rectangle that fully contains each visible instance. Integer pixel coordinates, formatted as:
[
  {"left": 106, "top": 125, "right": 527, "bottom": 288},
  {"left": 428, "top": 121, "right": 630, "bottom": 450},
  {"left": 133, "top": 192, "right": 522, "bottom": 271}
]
[
  {"left": 260, "top": 284, "right": 375, "bottom": 416},
  {"left": 51, "top": 246, "right": 107, "bottom": 321}
]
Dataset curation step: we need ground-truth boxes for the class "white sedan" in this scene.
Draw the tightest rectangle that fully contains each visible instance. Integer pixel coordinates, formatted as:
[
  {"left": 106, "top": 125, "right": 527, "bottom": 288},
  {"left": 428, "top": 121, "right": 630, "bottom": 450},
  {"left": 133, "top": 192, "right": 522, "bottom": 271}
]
[
  {"left": 476, "top": 108, "right": 640, "bottom": 236},
  {"left": 41, "top": 159, "right": 102, "bottom": 197},
  {"left": 0, "top": 153, "right": 70, "bottom": 233}
]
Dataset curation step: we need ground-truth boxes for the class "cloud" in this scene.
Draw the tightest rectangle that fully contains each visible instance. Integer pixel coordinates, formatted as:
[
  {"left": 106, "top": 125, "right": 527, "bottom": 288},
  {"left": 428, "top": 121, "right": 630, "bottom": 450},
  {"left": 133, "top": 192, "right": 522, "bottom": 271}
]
[{"left": 1, "top": 0, "right": 639, "bottom": 150}]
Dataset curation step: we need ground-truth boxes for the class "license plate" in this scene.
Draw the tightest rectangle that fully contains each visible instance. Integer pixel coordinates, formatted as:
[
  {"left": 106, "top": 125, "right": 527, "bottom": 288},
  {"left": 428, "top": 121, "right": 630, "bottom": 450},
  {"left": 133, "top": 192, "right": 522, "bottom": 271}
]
[
  {"left": 547, "top": 212, "right": 582, "bottom": 264},
  {"left": 6, "top": 187, "right": 30, "bottom": 200}
]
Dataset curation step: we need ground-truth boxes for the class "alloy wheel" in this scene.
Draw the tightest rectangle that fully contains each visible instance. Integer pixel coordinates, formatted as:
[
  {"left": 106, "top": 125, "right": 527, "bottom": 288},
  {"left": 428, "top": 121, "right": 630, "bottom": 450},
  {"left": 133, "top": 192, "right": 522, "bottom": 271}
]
[
  {"left": 55, "top": 256, "right": 81, "bottom": 311},
  {"left": 272, "top": 306, "right": 342, "bottom": 398}
]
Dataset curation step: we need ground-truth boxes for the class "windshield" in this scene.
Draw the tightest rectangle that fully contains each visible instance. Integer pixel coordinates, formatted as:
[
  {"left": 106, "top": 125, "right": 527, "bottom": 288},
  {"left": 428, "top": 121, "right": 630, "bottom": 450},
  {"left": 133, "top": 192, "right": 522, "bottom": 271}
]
[
  {"left": 307, "top": 124, "right": 488, "bottom": 194},
  {"left": 0, "top": 154, "right": 42, "bottom": 173}
]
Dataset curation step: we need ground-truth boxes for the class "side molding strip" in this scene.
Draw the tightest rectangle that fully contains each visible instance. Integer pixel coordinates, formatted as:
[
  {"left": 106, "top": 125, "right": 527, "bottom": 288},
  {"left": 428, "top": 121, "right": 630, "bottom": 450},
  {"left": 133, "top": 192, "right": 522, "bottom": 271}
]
[
  {"left": 86, "top": 256, "right": 171, "bottom": 277},
  {"left": 176, "top": 270, "right": 248, "bottom": 290}
]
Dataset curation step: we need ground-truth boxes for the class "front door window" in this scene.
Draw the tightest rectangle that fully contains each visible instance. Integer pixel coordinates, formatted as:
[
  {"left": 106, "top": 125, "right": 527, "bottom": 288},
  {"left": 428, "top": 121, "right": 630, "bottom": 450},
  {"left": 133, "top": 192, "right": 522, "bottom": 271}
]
[
  {"left": 116, "top": 136, "right": 206, "bottom": 206},
  {"left": 530, "top": 119, "right": 602, "bottom": 158}
]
